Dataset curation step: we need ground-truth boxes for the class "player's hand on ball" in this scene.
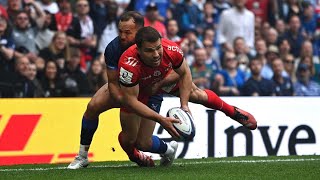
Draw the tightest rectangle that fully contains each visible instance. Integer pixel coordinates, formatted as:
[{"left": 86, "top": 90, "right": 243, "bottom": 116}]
[
  {"left": 180, "top": 105, "right": 192, "bottom": 116},
  {"left": 160, "top": 116, "right": 181, "bottom": 139}
]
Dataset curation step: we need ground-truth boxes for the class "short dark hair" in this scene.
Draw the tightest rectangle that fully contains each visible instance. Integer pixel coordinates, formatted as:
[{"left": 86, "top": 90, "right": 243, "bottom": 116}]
[
  {"left": 249, "top": 56, "right": 262, "bottom": 66},
  {"left": 135, "top": 27, "right": 161, "bottom": 48},
  {"left": 119, "top": 11, "right": 144, "bottom": 28}
]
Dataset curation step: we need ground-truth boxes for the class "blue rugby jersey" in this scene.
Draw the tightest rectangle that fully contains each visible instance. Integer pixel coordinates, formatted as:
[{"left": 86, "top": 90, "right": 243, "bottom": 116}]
[{"left": 104, "top": 37, "right": 124, "bottom": 70}]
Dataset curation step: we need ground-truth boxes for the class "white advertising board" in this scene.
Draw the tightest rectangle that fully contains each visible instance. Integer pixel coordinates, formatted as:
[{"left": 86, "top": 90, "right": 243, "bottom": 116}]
[{"left": 151, "top": 97, "right": 320, "bottom": 159}]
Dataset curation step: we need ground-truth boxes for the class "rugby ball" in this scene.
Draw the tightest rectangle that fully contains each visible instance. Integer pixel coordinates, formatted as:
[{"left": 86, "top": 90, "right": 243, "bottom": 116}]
[{"left": 166, "top": 107, "right": 196, "bottom": 140}]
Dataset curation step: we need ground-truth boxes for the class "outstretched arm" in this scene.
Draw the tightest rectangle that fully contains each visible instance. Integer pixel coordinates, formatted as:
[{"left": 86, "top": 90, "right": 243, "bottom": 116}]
[
  {"left": 120, "top": 83, "right": 180, "bottom": 138},
  {"left": 173, "top": 58, "right": 193, "bottom": 111},
  {"left": 107, "top": 68, "right": 122, "bottom": 102}
]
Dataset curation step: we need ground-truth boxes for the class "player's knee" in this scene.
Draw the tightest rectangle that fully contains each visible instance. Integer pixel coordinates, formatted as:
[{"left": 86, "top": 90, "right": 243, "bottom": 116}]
[
  {"left": 87, "top": 98, "right": 98, "bottom": 112},
  {"left": 190, "top": 88, "right": 208, "bottom": 104},
  {"left": 135, "top": 138, "right": 152, "bottom": 151},
  {"left": 199, "top": 90, "right": 209, "bottom": 102},
  {"left": 85, "top": 98, "right": 102, "bottom": 119}
]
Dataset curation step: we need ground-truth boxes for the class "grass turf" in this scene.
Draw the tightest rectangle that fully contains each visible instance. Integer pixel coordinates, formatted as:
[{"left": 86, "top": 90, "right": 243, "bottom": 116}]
[{"left": 0, "top": 155, "right": 319, "bottom": 179}]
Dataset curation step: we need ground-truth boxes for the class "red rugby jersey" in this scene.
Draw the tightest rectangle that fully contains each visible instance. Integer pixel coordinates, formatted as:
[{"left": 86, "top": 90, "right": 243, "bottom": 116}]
[{"left": 118, "top": 38, "right": 183, "bottom": 89}]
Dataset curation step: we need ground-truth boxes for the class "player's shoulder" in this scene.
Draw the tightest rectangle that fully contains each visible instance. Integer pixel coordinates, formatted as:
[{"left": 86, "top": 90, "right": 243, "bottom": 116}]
[
  {"left": 119, "top": 45, "right": 140, "bottom": 66},
  {"left": 121, "top": 44, "right": 139, "bottom": 59},
  {"left": 118, "top": 45, "right": 141, "bottom": 87},
  {"left": 104, "top": 37, "right": 122, "bottom": 70},
  {"left": 162, "top": 38, "right": 183, "bottom": 56},
  {"left": 105, "top": 37, "right": 121, "bottom": 53}
]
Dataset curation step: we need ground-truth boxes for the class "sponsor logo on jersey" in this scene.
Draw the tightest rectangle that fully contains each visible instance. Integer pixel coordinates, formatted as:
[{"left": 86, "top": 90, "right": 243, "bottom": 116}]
[
  {"left": 154, "top": 70, "right": 161, "bottom": 77},
  {"left": 125, "top": 57, "right": 138, "bottom": 66},
  {"left": 167, "top": 45, "right": 183, "bottom": 56},
  {"left": 119, "top": 67, "right": 134, "bottom": 84}
]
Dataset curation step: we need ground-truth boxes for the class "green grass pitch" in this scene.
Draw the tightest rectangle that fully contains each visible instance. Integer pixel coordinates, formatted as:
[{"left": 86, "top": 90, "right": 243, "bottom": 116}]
[{"left": 1, "top": 155, "right": 319, "bottom": 179}]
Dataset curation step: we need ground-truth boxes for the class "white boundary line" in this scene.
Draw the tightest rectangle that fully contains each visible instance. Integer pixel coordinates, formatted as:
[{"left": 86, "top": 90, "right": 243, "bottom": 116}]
[{"left": 0, "top": 158, "right": 319, "bottom": 172}]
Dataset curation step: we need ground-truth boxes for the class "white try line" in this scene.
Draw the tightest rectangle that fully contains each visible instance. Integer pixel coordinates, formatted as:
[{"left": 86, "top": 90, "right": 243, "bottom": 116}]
[{"left": 0, "top": 158, "right": 319, "bottom": 172}]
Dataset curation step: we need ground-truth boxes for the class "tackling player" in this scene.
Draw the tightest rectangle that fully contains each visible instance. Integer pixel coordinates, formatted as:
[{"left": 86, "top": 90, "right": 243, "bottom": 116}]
[
  {"left": 68, "top": 12, "right": 179, "bottom": 169},
  {"left": 117, "top": 27, "right": 257, "bottom": 158}
]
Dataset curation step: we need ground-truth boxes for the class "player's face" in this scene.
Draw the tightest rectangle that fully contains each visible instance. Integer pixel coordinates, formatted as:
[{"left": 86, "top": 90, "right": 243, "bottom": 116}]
[
  {"left": 119, "top": 18, "right": 139, "bottom": 49},
  {"left": 138, "top": 39, "right": 163, "bottom": 67}
]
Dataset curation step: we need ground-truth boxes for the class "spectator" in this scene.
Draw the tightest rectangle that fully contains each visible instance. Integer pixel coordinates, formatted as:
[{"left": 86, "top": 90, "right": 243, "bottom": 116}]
[
  {"left": 75, "top": 0, "right": 97, "bottom": 71},
  {"left": 294, "top": 63, "right": 320, "bottom": 96},
  {"left": 86, "top": 58, "right": 107, "bottom": 94},
  {"left": 179, "top": 0, "right": 202, "bottom": 35},
  {"left": 183, "top": 29, "right": 203, "bottom": 65},
  {"left": 11, "top": 56, "right": 36, "bottom": 97},
  {"left": 278, "top": 38, "right": 291, "bottom": 60},
  {"left": 273, "top": 0, "right": 288, "bottom": 21},
  {"left": 260, "top": 20, "right": 271, "bottom": 40},
  {"left": 286, "top": 0, "right": 301, "bottom": 22},
  {"left": 266, "top": 27, "right": 278, "bottom": 46},
  {"left": 7, "top": 0, "right": 22, "bottom": 23},
  {"left": 27, "top": 62, "right": 44, "bottom": 97},
  {"left": 144, "top": 2, "right": 167, "bottom": 38},
  {"left": 40, "top": 60, "right": 65, "bottom": 97},
  {"left": 245, "top": 0, "right": 269, "bottom": 23},
  {"left": 22, "top": 0, "right": 46, "bottom": 32},
  {"left": 97, "top": 1, "right": 118, "bottom": 55},
  {"left": 241, "top": 56, "right": 275, "bottom": 96},
  {"left": 301, "top": 2, "right": 317, "bottom": 41},
  {"left": 35, "top": 10, "right": 55, "bottom": 50},
  {"left": 217, "top": 0, "right": 254, "bottom": 51},
  {"left": 298, "top": 40, "right": 319, "bottom": 64},
  {"left": 37, "top": 31, "right": 70, "bottom": 72},
  {"left": 50, "top": 0, "right": 81, "bottom": 47},
  {"left": 189, "top": 47, "right": 216, "bottom": 90},
  {"left": 233, "top": 36, "right": 252, "bottom": 62},
  {"left": 203, "top": 38, "right": 221, "bottom": 71},
  {"left": 89, "top": 0, "right": 107, "bottom": 35},
  {"left": 166, "top": 19, "right": 181, "bottom": 43},
  {"left": 254, "top": 38, "right": 267, "bottom": 59},
  {"left": 12, "top": 10, "right": 44, "bottom": 61},
  {"left": 134, "top": 0, "right": 168, "bottom": 21},
  {"left": 279, "top": 15, "right": 305, "bottom": 57},
  {"left": 254, "top": 16, "right": 263, "bottom": 40},
  {"left": 61, "top": 47, "right": 90, "bottom": 96},
  {"left": 213, "top": 0, "right": 231, "bottom": 25},
  {"left": 36, "top": 0, "right": 59, "bottom": 14},
  {"left": 167, "top": 0, "right": 185, "bottom": 36},
  {"left": 114, "top": 0, "right": 129, "bottom": 16},
  {"left": 202, "top": 27, "right": 216, "bottom": 43},
  {"left": 282, "top": 54, "right": 297, "bottom": 83},
  {"left": 275, "top": 19, "right": 286, "bottom": 37},
  {"left": 261, "top": 45, "right": 280, "bottom": 79},
  {"left": 299, "top": 56, "right": 316, "bottom": 78},
  {"left": 237, "top": 53, "right": 251, "bottom": 79},
  {"left": 214, "top": 51, "right": 246, "bottom": 96},
  {"left": 0, "top": 15, "right": 15, "bottom": 72},
  {"left": 201, "top": 2, "right": 215, "bottom": 30},
  {"left": 271, "top": 58, "right": 294, "bottom": 96}
]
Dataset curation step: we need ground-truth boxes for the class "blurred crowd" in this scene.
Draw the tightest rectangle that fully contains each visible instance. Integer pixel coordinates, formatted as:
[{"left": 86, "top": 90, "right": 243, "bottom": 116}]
[{"left": 0, "top": 0, "right": 320, "bottom": 98}]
